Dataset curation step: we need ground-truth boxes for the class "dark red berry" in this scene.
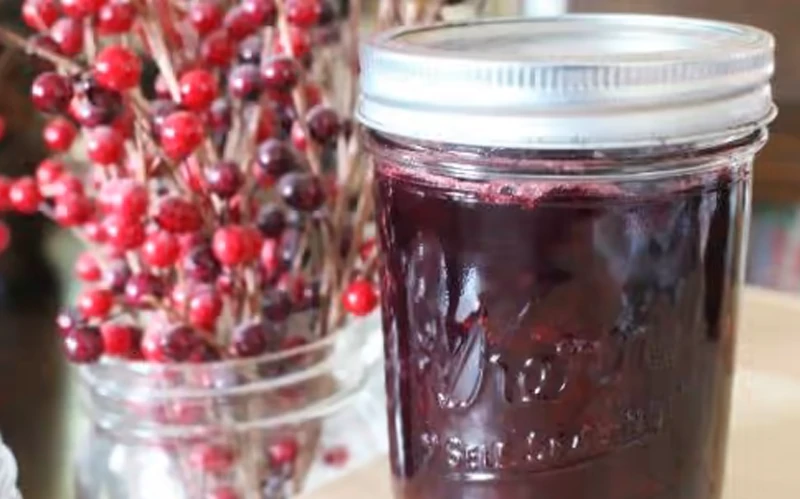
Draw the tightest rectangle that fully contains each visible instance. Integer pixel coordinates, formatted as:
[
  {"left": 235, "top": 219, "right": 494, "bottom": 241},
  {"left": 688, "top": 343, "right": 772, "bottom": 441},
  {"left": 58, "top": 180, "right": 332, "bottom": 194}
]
[
  {"left": 142, "top": 231, "right": 180, "bottom": 268},
  {"left": 75, "top": 252, "right": 102, "bottom": 282},
  {"left": 227, "top": 64, "right": 261, "bottom": 100},
  {"left": 87, "top": 126, "right": 125, "bottom": 166},
  {"left": 260, "top": 289, "right": 291, "bottom": 322},
  {"left": 201, "top": 29, "right": 234, "bottom": 67},
  {"left": 268, "top": 438, "right": 298, "bottom": 466},
  {"left": 161, "top": 324, "right": 199, "bottom": 362},
  {"left": 306, "top": 105, "right": 340, "bottom": 144},
  {"left": 204, "top": 161, "right": 243, "bottom": 199},
  {"left": 286, "top": 0, "right": 321, "bottom": 27},
  {"left": 207, "top": 97, "right": 232, "bottom": 130},
  {"left": 63, "top": 326, "right": 103, "bottom": 363},
  {"left": 188, "top": 290, "right": 222, "bottom": 329},
  {"left": 188, "top": 1, "right": 223, "bottom": 36},
  {"left": 35, "top": 159, "right": 65, "bottom": 188},
  {"left": 155, "top": 196, "right": 203, "bottom": 233},
  {"left": 96, "top": 0, "right": 135, "bottom": 35},
  {"left": 256, "top": 105, "right": 279, "bottom": 141},
  {"left": 212, "top": 225, "right": 251, "bottom": 266},
  {"left": 190, "top": 444, "right": 236, "bottom": 473},
  {"left": 237, "top": 34, "right": 262, "bottom": 64},
  {"left": 241, "top": 0, "right": 276, "bottom": 25},
  {"left": 255, "top": 203, "right": 286, "bottom": 238},
  {"left": 179, "top": 69, "right": 218, "bottom": 110},
  {"left": 104, "top": 258, "right": 131, "bottom": 293},
  {"left": 23, "top": 0, "right": 60, "bottom": 31},
  {"left": 124, "top": 272, "right": 163, "bottom": 307},
  {"left": 93, "top": 45, "right": 141, "bottom": 92},
  {"left": 342, "top": 278, "right": 378, "bottom": 316},
  {"left": 51, "top": 17, "right": 84, "bottom": 56},
  {"left": 100, "top": 322, "right": 142, "bottom": 357},
  {"left": 77, "top": 288, "right": 114, "bottom": 318},
  {"left": 261, "top": 56, "right": 299, "bottom": 92},
  {"left": 278, "top": 172, "right": 324, "bottom": 212},
  {"left": 99, "top": 179, "right": 148, "bottom": 221},
  {"left": 256, "top": 139, "right": 298, "bottom": 178},
  {"left": 31, "top": 72, "right": 73, "bottom": 113},
  {"left": 43, "top": 117, "right": 77, "bottom": 151},
  {"left": 54, "top": 192, "right": 93, "bottom": 226},
  {"left": 9, "top": 177, "right": 42, "bottom": 214},
  {"left": 61, "top": 0, "right": 104, "bottom": 18},
  {"left": 187, "top": 340, "right": 221, "bottom": 363},
  {"left": 183, "top": 244, "right": 221, "bottom": 282},
  {"left": 231, "top": 321, "right": 268, "bottom": 357},
  {"left": 104, "top": 213, "right": 145, "bottom": 250},
  {"left": 223, "top": 6, "right": 259, "bottom": 41},
  {"left": 160, "top": 111, "right": 205, "bottom": 159}
]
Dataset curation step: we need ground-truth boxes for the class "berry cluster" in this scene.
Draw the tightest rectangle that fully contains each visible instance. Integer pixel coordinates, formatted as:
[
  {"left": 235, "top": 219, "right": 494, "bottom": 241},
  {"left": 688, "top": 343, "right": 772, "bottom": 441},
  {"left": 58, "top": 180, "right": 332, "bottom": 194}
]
[{"left": 2, "top": 0, "right": 381, "bottom": 368}]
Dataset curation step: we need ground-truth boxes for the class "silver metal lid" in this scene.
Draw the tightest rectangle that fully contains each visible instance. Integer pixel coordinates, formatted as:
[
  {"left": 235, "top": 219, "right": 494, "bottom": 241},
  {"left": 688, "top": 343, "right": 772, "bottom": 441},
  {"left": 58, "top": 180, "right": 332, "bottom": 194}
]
[{"left": 357, "top": 15, "right": 776, "bottom": 149}]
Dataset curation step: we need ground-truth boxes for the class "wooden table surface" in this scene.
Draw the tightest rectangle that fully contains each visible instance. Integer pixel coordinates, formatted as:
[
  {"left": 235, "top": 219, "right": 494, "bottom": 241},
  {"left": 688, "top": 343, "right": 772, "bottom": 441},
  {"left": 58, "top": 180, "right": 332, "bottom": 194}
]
[{"left": 302, "top": 287, "right": 800, "bottom": 499}]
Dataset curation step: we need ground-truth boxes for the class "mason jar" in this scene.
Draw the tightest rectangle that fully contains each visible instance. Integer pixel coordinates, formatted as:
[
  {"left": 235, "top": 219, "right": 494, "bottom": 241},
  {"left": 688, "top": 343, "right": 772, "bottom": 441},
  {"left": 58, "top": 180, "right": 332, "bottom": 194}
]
[{"left": 357, "top": 15, "right": 776, "bottom": 499}]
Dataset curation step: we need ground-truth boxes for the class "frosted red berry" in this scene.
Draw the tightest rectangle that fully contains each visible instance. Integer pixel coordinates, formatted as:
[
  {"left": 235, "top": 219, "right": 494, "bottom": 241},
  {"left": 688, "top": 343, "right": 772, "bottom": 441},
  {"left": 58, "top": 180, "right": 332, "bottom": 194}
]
[
  {"left": 188, "top": 1, "right": 223, "bottom": 36},
  {"left": 75, "top": 252, "right": 102, "bottom": 282},
  {"left": 212, "top": 225, "right": 250, "bottom": 266},
  {"left": 261, "top": 56, "right": 299, "bottom": 92},
  {"left": 188, "top": 290, "right": 223, "bottom": 329},
  {"left": 23, "top": 0, "right": 60, "bottom": 31},
  {"left": 51, "top": 17, "right": 84, "bottom": 56},
  {"left": 35, "top": 159, "right": 66, "bottom": 188},
  {"left": 31, "top": 72, "right": 73, "bottom": 113},
  {"left": 104, "top": 213, "right": 145, "bottom": 250},
  {"left": 63, "top": 326, "right": 104, "bottom": 363},
  {"left": 205, "top": 161, "right": 243, "bottom": 199},
  {"left": 159, "top": 111, "right": 205, "bottom": 159},
  {"left": 286, "top": 0, "right": 321, "bottom": 28},
  {"left": 96, "top": 0, "right": 135, "bottom": 35},
  {"left": 43, "top": 117, "right": 77, "bottom": 151},
  {"left": 142, "top": 231, "right": 180, "bottom": 268},
  {"left": 100, "top": 322, "right": 141, "bottom": 357},
  {"left": 179, "top": 69, "right": 219, "bottom": 110},
  {"left": 54, "top": 192, "right": 93, "bottom": 226},
  {"left": 201, "top": 29, "right": 234, "bottom": 67},
  {"left": 155, "top": 196, "right": 203, "bottom": 233},
  {"left": 9, "top": 177, "right": 42, "bottom": 214},
  {"left": 87, "top": 126, "right": 125, "bottom": 166},
  {"left": 342, "top": 279, "right": 378, "bottom": 316},
  {"left": 77, "top": 288, "right": 115, "bottom": 318},
  {"left": 93, "top": 45, "right": 142, "bottom": 92}
]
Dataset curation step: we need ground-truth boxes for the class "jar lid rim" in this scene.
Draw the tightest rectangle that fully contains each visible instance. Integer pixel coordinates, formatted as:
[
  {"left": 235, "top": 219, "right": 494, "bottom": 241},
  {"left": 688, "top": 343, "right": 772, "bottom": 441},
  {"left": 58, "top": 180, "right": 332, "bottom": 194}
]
[{"left": 357, "top": 15, "right": 776, "bottom": 149}]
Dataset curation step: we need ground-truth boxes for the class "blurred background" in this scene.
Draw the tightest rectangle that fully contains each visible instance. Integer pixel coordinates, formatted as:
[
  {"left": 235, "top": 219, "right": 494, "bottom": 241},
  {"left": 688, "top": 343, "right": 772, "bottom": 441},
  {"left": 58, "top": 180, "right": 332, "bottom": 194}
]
[{"left": 0, "top": 0, "right": 798, "bottom": 498}]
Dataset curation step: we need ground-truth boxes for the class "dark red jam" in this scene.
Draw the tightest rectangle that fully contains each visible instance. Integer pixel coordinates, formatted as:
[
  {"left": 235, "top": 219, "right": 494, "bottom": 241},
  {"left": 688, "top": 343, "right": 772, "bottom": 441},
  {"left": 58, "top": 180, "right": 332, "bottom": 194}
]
[{"left": 372, "top": 135, "right": 751, "bottom": 499}]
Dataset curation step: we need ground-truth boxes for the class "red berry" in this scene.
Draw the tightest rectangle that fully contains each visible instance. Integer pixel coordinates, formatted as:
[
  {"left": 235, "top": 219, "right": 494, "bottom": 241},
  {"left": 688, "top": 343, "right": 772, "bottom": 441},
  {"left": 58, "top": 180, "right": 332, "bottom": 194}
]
[
  {"left": 286, "top": 0, "right": 321, "bottom": 27},
  {"left": 179, "top": 69, "right": 218, "bottom": 110},
  {"left": 201, "top": 29, "right": 234, "bottom": 67},
  {"left": 93, "top": 45, "right": 141, "bottom": 92},
  {"left": 31, "top": 72, "right": 73, "bottom": 113},
  {"left": 322, "top": 446, "right": 349, "bottom": 467},
  {"left": 241, "top": 0, "right": 276, "bottom": 25},
  {"left": 188, "top": 290, "right": 222, "bottom": 329},
  {"left": 54, "top": 192, "right": 93, "bottom": 226},
  {"left": 256, "top": 105, "right": 279, "bottom": 141},
  {"left": 274, "top": 27, "right": 310, "bottom": 57},
  {"left": 87, "top": 126, "right": 125, "bottom": 166},
  {"left": 190, "top": 444, "right": 236, "bottom": 473},
  {"left": 188, "top": 1, "right": 223, "bottom": 36},
  {"left": 231, "top": 321, "right": 268, "bottom": 357},
  {"left": 63, "top": 326, "right": 103, "bottom": 363},
  {"left": 141, "top": 332, "right": 165, "bottom": 362},
  {"left": 259, "top": 238, "right": 281, "bottom": 275},
  {"left": 75, "top": 252, "right": 102, "bottom": 282},
  {"left": 205, "top": 161, "right": 243, "bottom": 199},
  {"left": 77, "top": 288, "right": 114, "bottom": 318},
  {"left": 223, "top": 6, "right": 259, "bottom": 41},
  {"left": 261, "top": 56, "right": 299, "bottom": 92},
  {"left": 99, "top": 179, "right": 148, "bottom": 221},
  {"left": 0, "top": 177, "right": 10, "bottom": 211},
  {"left": 183, "top": 244, "right": 221, "bottom": 282},
  {"left": 104, "top": 213, "right": 145, "bottom": 250},
  {"left": 342, "top": 279, "right": 378, "bottom": 316},
  {"left": 124, "top": 273, "right": 163, "bottom": 307},
  {"left": 60, "top": 0, "right": 105, "bottom": 18},
  {"left": 159, "top": 111, "right": 205, "bottom": 159},
  {"left": 23, "top": 0, "right": 60, "bottom": 31},
  {"left": 51, "top": 172, "right": 84, "bottom": 198},
  {"left": 51, "top": 17, "right": 84, "bottom": 56},
  {"left": 290, "top": 121, "right": 307, "bottom": 151},
  {"left": 212, "top": 225, "right": 250, "bottom": 266},
  {"left": 100, "top": 322, "right": 141, "bottom": 357},
  {"left": 0, "top": 222, "right": 10, "bottom": 253},
  {"left": 277, "top": 272, "right": 305, "bottom": 303},
  {"left": 227, "top": 64, "right": 261, "bottom": 100},
  {"left": 9, "top": 177, "right": 42, "bottom": 214},
  {"left": 142, "top": 231, "right": 179, "bottom": 268},
  {"left": 43, "top": 117, "right": 77, "bottom": 151},
  {"left": 268, "top": 438, "right": 298, "bottom": 466},
  {"left": 83, "top": 219, "right": 106, "bottom": 243},
  {"left": 96, "top": 0, "right": 135, "bottom": 35},
  {"left": 35, "top": 159, "right": 66, "bottom": 188},
  {"left": 155, "top": 196, "right": 203, "bottom": 233}
]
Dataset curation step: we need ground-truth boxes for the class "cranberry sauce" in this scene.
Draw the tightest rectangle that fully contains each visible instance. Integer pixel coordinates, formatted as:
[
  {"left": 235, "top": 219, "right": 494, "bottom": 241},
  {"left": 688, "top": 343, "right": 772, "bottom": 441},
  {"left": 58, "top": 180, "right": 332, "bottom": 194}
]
[{"left": 374, "top": 149, "right": 747, "bottom": 499}]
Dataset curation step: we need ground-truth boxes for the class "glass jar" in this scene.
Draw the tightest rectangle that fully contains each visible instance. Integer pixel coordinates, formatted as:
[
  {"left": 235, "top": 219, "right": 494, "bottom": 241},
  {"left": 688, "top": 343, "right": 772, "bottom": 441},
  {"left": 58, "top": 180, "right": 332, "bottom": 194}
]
[
  {"left": 357, "top": 15, "right": 776, "bottom": 499},
  {"left": 74, "top": 319, "right": 378, "bottom": 499}
]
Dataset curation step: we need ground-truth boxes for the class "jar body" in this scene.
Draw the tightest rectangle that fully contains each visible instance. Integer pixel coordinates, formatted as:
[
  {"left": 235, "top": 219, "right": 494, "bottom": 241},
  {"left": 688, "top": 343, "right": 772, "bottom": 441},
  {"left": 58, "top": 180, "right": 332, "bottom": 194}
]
[{"left": 370, "top": 132, "right": 764, "bottom": 499}]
